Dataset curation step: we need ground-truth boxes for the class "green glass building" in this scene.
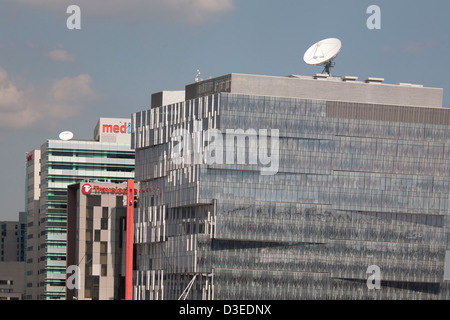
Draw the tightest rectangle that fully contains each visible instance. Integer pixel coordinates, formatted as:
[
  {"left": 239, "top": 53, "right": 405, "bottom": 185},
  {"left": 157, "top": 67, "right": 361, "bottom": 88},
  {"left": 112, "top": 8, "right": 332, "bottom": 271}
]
[{"left": 25, "top": 118, "right": 135, "bottom": 300}]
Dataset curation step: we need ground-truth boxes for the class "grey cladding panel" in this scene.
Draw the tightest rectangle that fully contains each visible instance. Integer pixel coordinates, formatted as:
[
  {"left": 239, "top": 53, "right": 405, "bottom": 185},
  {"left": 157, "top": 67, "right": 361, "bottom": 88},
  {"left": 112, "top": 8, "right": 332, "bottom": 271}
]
[
  {"left": 327, "top": 101, "right": 450, "bottom": 125},
  {"left": 185, "top": 74, "right": 232, "bottom": 100},
  {"left": 445, "top": 250, "right": 450, "bottom": 281}
]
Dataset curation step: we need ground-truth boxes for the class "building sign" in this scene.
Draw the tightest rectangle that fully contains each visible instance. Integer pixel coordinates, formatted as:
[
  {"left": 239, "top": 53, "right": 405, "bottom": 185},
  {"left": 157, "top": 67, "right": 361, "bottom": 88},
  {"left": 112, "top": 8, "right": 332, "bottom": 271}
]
[
  {"left": 81, "top": 184, "right": 92, "bottom": 194},
  {"left": 82, "top": 183, "right": 137, "bottom": 195},
  {"left": 102, "top": 122, "right": 131, "bottom": 134},
  {"left": 92, "top": 186, "right": 131, "bottom": 194},
  {"left": 81, "top": 182, "right": 161, "bottom": 196},
  {"left": 94, "top": 118, "right": 132, "bottom": 143},
  {"left": 27, "top": 153, "right": 33, "bottom": 162}
]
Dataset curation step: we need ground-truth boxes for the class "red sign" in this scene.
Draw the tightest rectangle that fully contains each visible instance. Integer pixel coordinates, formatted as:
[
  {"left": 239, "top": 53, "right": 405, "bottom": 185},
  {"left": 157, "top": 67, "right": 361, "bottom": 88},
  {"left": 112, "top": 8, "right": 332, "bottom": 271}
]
[
  {"left": 125, "top": 179, "right": 134, "bottom": 300},
  {"left": 27, "top": 153, "right": 33, "bottom": 162},
  {"left": 81, "top": 184, "right": 138, "bottom": 195},
  {"left": 81, "top": 184, "right": 93, "bottom": 194},
  {"left": 102, "top": 122, "right": 131, "bottom": 134}
]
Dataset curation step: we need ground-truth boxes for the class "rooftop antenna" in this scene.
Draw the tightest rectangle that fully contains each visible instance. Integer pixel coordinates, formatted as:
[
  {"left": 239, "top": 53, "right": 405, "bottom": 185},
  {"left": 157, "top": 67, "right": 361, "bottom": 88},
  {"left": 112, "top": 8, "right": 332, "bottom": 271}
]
[
  {"left": 194, "top": 69, "right": 201, "bottom": 83},
  {"left": 303, "top": 38, "right": 342, "bottom": 76}
]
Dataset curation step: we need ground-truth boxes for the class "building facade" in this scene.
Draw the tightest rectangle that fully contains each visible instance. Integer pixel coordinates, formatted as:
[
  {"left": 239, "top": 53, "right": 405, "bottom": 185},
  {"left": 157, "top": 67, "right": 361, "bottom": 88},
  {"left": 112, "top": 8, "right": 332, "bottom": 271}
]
[
  {"left": 25, "top": 118, "right": 135, "bottom": 300},
  {"left": 1, "top": 214, "right": 26, "bottom": 262},
  {"left": 132, "top": 73, "right": 450, "bottom": 300},
  {"left": 0, "top": 213, "right": 26, "bottom": 300},
  {"left": 0, "top": 262, "right": 25, "bottom": 300},
  {"left": 66, "top": 181, "right": 135, "bottom": 300}
]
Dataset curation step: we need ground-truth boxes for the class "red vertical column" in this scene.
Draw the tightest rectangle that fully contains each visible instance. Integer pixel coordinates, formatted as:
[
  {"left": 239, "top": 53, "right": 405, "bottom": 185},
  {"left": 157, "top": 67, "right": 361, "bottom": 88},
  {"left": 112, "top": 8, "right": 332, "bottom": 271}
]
[{"left": 125, "top": 179, "right": 135, "bottom": 300}]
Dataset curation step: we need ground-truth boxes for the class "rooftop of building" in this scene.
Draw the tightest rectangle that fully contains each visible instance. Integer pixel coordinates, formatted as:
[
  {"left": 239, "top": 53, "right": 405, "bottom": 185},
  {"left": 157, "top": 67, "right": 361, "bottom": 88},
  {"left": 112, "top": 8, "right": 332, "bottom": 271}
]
[{"left": 182, "top": 73, "right": 443, "bottom": 109}]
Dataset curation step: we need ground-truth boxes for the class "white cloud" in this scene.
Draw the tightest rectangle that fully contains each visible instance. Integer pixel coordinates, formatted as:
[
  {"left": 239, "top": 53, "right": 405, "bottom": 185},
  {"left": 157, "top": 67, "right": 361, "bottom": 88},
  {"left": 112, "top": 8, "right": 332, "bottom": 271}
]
[
  {"left": 0, "top": 68, "right": 25, "bottom": 112},
  {"left": 25, "top": 41, "right": 39, "bottom": 48},
  {"left": 0, "top": 67, "right": 100, "bottom": 129},
  {"left": 45, "top": 49, "right": 76, "bottom": 62},
  {"left": 9, "top": 0, "right": 235, "bottom": 24},
  {"left": 50, "top": 74, "right": 94, "bottom": 101}
]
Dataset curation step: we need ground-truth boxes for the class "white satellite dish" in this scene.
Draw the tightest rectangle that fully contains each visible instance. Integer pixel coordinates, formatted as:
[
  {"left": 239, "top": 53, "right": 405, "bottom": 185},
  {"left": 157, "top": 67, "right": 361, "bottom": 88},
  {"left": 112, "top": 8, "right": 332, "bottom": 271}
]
[
  {"left": 59, "top": 131, "right": 74, "bottom": 141},
  {"left": 303, "top": 38, "right": 342, "bottom": 75}
]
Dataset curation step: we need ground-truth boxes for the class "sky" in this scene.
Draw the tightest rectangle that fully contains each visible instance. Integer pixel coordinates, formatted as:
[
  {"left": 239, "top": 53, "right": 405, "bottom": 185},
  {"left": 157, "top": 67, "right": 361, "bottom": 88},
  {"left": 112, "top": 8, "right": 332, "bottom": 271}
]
[{"left": 0, "top": 0, "right": 449, "bottom": 221}]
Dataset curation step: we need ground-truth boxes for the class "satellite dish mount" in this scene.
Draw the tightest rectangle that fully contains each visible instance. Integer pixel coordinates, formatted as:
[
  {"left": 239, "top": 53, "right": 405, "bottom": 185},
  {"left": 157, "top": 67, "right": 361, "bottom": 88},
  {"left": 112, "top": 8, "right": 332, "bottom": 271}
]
[
  {"left": 322, "top": 60, "right": 335, "bottom": 75},
  {"left": 303, "top": 38, "right": 342, "bottom": 76}
]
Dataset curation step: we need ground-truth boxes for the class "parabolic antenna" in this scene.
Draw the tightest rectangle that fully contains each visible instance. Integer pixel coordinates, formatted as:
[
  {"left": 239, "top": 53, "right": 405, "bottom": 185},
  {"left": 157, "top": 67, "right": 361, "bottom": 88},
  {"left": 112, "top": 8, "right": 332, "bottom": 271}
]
[
  {"left": 303, "top": 38, "right": 342, "bottom": 75},
  {"left": 59, "top": 131, "right": 74, "bottom": 141}
]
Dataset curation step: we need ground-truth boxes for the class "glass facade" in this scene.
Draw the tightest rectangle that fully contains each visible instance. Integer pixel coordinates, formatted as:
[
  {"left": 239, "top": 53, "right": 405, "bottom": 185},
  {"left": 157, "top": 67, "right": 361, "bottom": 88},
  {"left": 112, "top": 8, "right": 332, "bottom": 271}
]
[{"left": 132, "top": 91, "right": 450, "bottom": 300}]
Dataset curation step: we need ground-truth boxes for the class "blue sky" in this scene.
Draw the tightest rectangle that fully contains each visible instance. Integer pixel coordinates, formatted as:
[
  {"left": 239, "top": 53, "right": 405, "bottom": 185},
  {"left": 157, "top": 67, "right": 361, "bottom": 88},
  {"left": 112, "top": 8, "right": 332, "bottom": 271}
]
[{"left": 0, "top": 0, "right": 449, "bottom": 220}]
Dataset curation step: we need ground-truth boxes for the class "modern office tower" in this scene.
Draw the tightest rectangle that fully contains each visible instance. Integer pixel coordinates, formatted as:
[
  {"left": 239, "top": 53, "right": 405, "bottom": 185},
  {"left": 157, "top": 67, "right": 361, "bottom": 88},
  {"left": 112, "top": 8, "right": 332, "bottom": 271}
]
[
  {"left": 132, "top": 73, "right": 450, "bottom": 300},
  {"left": 24, "top": 149, "right": 42, "bottom": 300},
  {"left": 66, "top": 181, "right": 135, "bottom": 300},
  {"left": 25, "top": 118, "right": 135, "bottom": 300}
]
